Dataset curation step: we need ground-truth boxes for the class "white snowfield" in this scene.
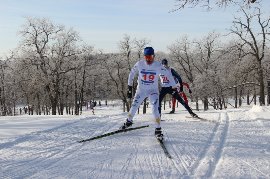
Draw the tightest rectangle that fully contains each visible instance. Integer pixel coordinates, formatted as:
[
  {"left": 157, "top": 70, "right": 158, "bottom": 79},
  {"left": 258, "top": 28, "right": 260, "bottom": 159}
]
[{"left": 0, "top": 103, "right": 270, "bottom": 179}]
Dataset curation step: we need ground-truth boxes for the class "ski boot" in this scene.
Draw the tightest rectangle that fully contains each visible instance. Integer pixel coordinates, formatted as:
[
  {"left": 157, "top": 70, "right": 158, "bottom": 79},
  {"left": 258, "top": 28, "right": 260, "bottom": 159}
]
[
  {"left": 190, "top": 112, "right": 198, "bottom": 118},
  {"left": 120, "top": 119, "right": 133, "bottom": 130},
  {"left": 155, "top": 127, "right": 164, "bottom": 141},
  {"left": 169, "top": 109, "right": 175, "bottom": 114}
]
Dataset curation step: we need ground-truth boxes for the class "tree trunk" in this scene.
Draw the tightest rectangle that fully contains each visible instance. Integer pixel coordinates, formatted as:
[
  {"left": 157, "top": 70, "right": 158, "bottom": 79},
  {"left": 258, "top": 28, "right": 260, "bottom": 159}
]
[
  {"left": 267, "top": 80, "right": 270, "bottom": 106},
  {"left": 213, "top": 98, "right": 217, "bottom": 110},
  {"left": 203, "top": 97, "right": 208, "bottom": 111},
  {"left": 234, "top": 86, "right": 238, "bottom": 108},
  {"left": 79, "top": 67, "right": 87, "bottom": 114},
  {"left": 218, "top": 97, "right": 222, "bottom": 110},
  {"left": 13, "top": 101, "right": 16, "bottom": 116},
  {"left": 45, "top": 84, "right": 59, "bottom": 115},
  {"left": 74, "top": 91, "right": 79, "bottom": 115},
  {"left": 258, "top": 62, "right": 265, "bottom": 105},
  {"left": 51, "top": 101, "right": 57, "bottom": 115},
  {"left": 59, "top": 102, "right": 64, "bottom": 115},
  {"left": 254, "top": 85, "right": 257, "bottom": 105},
  {"left": 247, "top": 89, "right": 250, "bottom": 105},
  {"left": 239, "top": 88, "right": 243, "bottom": 107},
  {"left": 196, "top": 97, "right": 199, "bottom": 111},
  {"left": 123, "top": 100, "right": 126, "bottom": 112},
  {"left": 222, "top": 97, "right": 227, "bottom": 109},
  {"left": 36, "top": 93, "right": 41, "bottom": 115}
]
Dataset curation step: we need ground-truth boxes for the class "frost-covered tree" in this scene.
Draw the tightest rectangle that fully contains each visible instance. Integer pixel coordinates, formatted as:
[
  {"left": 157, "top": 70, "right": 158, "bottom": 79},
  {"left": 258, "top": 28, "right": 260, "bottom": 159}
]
[
  {"left": 102, "top": 53, "right": 131, "bottom": 111},
  {"left": 0, "top": 55, "right": 16, "bottom": 115},
  {"left": 118, "top": 34, "right": 134, "bottom": 72},
  {"left": 168, "top": 35, "right": 196, "bottom": 84},
  {"left": 169, "top": 32, "right": 225, "bottom": 110},
  {"left": 116, "top": 35, "right": 150, "bottom": 112},
  {"left": 192, "top": 32, "right": 226, "bottom": 110},
  {"left": 230, "top": 6, "right": 270, "bottom": 105},
  {"left": 18, "top": 17, "right": 82, "bottom": 115},
  {"left": 133, "top": 38, "right": 150, "bottom": 59}
]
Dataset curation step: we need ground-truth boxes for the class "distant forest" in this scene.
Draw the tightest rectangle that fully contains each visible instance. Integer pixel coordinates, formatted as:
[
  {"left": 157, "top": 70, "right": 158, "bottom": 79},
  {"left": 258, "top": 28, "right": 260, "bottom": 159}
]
[{"left": 0, "top": 5, "right": 269, "bottom": 116}]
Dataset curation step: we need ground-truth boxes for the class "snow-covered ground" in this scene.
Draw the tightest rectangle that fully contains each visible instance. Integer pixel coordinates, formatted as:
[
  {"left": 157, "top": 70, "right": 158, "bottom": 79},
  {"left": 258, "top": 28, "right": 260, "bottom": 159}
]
[{"left": 0, "top": 102, "right": 270, "bottom": 178}]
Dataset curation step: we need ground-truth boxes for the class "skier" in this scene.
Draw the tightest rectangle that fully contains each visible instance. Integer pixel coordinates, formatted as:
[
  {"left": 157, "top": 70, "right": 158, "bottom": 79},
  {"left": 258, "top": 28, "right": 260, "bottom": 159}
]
[
  {"left": 158, "top": 59, "right": 198, "bottom": 118},
  {"left": 170, "top": 82, "right": 192, "bottom": 114},
  {"left": 120, "top": 47, "right": 177, "bottom": 140}
]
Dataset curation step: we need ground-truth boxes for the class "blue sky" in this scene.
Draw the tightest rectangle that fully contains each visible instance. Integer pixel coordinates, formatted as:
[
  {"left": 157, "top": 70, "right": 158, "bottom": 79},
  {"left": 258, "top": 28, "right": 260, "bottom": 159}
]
[{"left": 0, "top": 0, "right": 269, "bottom": 56}]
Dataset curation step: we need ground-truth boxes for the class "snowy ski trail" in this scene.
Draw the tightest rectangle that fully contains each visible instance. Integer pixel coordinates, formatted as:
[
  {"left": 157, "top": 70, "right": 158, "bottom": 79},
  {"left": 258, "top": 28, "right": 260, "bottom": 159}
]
[
  {"left": 0, "top": 105, "right": 269, "bottom": 178},
  {"left": 1, "top": 116, "right": 123, "bottom": 178},
  {"left": 190, "top": 112, "right": 229, "bottom": 178}
]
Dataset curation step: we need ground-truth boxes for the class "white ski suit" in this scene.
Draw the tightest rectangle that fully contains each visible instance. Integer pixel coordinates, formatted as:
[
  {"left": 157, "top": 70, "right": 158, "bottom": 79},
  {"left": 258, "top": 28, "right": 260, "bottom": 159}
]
[{"left": 127, "top": 59, "right": 176, "bottom": 127}]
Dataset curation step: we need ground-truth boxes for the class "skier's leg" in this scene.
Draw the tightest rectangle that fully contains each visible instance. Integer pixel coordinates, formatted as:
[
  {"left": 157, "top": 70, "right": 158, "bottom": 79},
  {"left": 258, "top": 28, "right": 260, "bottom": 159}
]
[
  {"left": 128, "top": 89, "right": 147, "bottom": 121},
  {"left": 182, "top": 92, "right": 189, "bottom": 105},
  {"left": 121, "top": 89, "right": 147, "bottom": 129},
  {"left": 149, "top": 91, "right": 163, "bottom": 140},
  {"left": 172, "top": 97, "right": 176, "bottom": 109},
  {"left": 158, "top": 87, "right": 169, "bottom": 116},
  {"left": 149, "top": 91, "right": 161, "bottom": 128},
  {"left": 172, "top": 90, "right": 197, "bottom": 117},
  {"left": 170, "top": 97, "right": 176, "bottom": 113}
]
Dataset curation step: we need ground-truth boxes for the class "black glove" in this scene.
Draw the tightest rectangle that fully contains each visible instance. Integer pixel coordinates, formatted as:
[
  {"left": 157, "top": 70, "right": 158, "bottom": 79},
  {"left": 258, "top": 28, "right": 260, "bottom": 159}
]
[
  {"left": 127, "top": 85, "right": 132, "bottom": 98},
  {"left": 179, "top": 85, "right": 183, "bottom": 92},
  {"left": 189, "top": 89, "right": 192, "bottom": 94}
]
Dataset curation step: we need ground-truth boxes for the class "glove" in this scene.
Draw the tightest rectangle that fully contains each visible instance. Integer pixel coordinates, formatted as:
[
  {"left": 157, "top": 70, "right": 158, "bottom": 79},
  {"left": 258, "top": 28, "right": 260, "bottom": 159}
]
[
  {"left": 127, "top": 85, "right": 132, "bottom": 98},
  {"left": 179, "top": 85, "right": 183, "bottom": 92},
  {"left": 189, "top": 89, "right": 192, "bottom": 94}
]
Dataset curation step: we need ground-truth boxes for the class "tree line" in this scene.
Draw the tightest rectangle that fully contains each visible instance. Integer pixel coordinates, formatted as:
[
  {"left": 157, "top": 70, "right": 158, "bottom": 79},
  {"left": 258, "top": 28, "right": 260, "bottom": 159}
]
[{"left": 0, "top": 6, "right": 269, "bottom": 116}]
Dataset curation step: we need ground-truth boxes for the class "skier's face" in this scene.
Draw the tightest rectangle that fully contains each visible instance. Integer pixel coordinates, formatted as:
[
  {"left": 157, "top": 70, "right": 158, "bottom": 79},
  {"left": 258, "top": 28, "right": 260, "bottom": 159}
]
[{"left": 144, "top": 55, "right": 154, "bottom": 65}]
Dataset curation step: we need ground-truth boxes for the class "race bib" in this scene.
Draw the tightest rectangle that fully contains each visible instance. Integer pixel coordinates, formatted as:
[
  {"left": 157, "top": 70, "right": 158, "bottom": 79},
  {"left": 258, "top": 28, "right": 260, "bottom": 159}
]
[{"left": 140, "top": 70, "right": 156, "bottom": 84}]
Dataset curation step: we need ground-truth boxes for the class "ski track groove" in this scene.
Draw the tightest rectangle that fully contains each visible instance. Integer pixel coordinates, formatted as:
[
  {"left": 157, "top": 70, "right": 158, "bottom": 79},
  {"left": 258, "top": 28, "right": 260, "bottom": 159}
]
[
  {"left": 188, "top": 113, "right": 221, "bottom": 176},
  {"left": 189, "top": 112, "right": 230, "bottom": 178},
  {"left": 1, "top": 115, "right": 124, "bottom": 179},
  {"left": 209, "top": 112, "right": 229, "bottom": 178},
  {"left": 163, "top": 117, "right": 221, "bottom": 177}
]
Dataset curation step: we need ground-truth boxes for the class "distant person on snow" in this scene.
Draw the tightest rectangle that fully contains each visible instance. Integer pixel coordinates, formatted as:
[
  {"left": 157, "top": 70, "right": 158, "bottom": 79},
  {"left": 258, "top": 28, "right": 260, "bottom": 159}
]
[
  {"left": 158, "top": 59, "right": 198, "bottom": 118},
  {"left": 120, "top": 47, "right": 177, "bottom": 140},
  {"left": 170, "top": 82, "right": 192, "bottom": 114}
]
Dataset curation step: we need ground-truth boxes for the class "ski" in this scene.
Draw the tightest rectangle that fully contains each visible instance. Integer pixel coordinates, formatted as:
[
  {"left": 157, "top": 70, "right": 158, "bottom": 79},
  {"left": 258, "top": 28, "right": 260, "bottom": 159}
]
[
  {"left": 157, "top": 138, "right": 172, "bottom": 159},
  {"left": 78, "top": 125, "right": 149, "bottom": 143},
  {"left": 185, "top": 116, "right": 216, "bottom": 123}
]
